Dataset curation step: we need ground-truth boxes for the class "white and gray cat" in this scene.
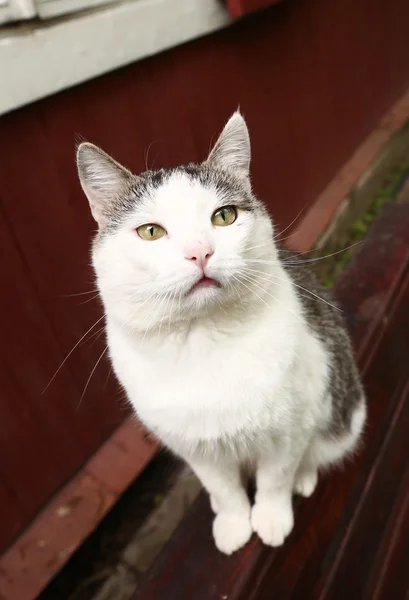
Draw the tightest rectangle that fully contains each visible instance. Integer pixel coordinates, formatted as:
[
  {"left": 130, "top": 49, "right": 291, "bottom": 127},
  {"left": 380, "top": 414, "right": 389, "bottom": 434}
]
[{"left": 77, "top": 112, "right": 366, "bottom": 554}]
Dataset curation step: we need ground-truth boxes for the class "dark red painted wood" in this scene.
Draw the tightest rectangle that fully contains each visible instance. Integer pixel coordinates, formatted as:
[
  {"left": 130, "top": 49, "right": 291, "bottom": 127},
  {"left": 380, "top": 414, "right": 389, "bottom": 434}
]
[
  {"left": 135, "top": 204, "right": 409, "bottom": 600},
  {"left": 226, "top": 0, "right": 285, "bottom": 18},
  {"left": 1, "top": 0, "right": 409, "bottom": 555}
]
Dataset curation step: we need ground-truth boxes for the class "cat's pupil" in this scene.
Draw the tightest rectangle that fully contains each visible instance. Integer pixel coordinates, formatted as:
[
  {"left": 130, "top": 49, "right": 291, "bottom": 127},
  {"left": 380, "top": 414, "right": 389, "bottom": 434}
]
[
  {"left": 148, "top": 226, "right": 154, "bottom": 237},
  {"left": 221, "top": 210, "right": 226, "bottom": 221}
]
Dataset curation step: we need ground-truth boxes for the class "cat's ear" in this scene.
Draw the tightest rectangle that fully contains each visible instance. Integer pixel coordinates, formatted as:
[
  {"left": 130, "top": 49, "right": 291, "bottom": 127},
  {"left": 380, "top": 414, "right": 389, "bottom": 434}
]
[
  {"left": 77, "top": 142, "right": 134, "bottom": 227},
  {"left": 206, "top": 111, "right": 251, "bottom": 176}
]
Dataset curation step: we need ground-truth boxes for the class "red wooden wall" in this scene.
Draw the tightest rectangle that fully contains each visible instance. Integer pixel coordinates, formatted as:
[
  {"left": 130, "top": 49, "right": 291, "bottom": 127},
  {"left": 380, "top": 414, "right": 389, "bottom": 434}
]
[
  {"left": 227, "top": 0, "right": 285, "bottom": 17},
  {"left": 1, "top": 0, "right": 409, "bottom": 555}
]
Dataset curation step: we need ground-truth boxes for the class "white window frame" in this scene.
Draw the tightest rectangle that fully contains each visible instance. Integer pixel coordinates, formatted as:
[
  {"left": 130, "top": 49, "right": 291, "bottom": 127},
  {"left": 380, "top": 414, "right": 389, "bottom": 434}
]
[
  {"left": 0, "top": 0, "right": 233, "bottom": 116},
  {"left": 0, "top": 0, "right": 35, "bottom": 25}
]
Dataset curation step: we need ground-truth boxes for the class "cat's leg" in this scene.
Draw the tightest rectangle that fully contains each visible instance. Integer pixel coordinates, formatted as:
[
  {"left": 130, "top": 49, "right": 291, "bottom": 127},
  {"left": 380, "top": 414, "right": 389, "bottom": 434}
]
[
  {"left": 189, "top": 457, "right": 252, "bottom": 555},
  {"left": 295, "top": 398, "right": 366, "bottom": 496},
  {"left": 251, "top": 450, "right": 300, "bottom": 547},
  {"left": 312, "top": 398, "right": 367, "bottom": 466},
  {"left": 293, "top": 452, "right": 319, "bottom": 498}
]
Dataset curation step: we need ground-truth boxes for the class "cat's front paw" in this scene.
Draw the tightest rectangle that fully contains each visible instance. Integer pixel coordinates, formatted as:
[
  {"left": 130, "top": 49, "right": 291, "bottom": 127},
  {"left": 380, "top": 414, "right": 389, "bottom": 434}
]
[
  {"left": 213, "top": 512, "right": 252, "bottom": 555},
  {"left": 251, "top": 500, "right": 294, "bottom": 547}
]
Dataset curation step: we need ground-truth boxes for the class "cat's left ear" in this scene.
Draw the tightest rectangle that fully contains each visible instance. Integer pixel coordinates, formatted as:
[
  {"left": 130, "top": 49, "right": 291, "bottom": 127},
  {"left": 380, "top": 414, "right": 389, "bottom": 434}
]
[
  {"left": 77, "top": 142, "right": 134, "bottom": 227},
  {"left": 206, "top": 110, "right": 251, "bottom": 176}
]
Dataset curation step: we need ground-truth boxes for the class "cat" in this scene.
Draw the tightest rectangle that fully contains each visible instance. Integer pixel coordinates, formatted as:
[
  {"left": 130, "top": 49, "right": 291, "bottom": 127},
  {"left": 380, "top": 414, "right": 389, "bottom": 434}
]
[{"left": 76, "top": 112, "right": 366, "bottom": 555}]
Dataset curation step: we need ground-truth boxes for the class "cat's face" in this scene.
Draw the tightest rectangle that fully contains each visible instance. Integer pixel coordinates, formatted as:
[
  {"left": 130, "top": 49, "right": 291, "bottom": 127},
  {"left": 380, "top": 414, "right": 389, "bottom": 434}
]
[{"left": 77, "top": 112, "right": 276, "bottom": 331}]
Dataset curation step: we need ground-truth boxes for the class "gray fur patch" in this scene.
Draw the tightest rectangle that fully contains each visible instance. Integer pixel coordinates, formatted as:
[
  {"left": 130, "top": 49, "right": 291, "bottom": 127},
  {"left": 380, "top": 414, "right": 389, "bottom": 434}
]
[
  {"left": 94, "top": 163, "right": 262, "bottom": 245},
  {"left": 279, "top": 248, "right": 364, "bottom": 438}
]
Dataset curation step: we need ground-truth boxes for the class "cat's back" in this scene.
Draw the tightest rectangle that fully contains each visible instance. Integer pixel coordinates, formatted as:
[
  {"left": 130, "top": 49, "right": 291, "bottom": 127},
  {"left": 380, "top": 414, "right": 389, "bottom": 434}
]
[{"left": 279, "top": 247, "right": 364, "bottom": 436}]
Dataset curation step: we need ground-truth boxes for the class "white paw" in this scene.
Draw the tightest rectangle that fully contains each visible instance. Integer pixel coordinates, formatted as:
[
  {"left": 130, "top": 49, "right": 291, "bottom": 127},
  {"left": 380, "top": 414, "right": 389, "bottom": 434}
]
[
  {"left": 251, "top": 500, "right": 294, "bottom": 547},
  {"left": 294, "top": 470, "right": 318, "bottom": 497},
  {"left": 210, "top": 495, "right": 219, "bottom": 514},
  {"left": 213, "top": 512, "right": 252, "bottom": 555}
]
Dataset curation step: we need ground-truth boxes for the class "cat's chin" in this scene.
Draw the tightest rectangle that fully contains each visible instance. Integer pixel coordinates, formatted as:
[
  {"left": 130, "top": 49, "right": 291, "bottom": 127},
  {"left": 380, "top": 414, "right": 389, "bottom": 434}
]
[{"left": 186, "top": 283, "right": 222, "bottom": 307}]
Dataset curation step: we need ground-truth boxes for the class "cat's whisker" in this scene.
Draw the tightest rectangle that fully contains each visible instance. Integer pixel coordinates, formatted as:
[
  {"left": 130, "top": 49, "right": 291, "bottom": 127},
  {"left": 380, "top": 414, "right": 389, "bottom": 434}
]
[
  {"left": 143, "top": 293, "right": 167, "bottom": 341},
  {"left": 42, "top": 314, "right": 106, "bottom": 393},
  {"left": 85, "top": 326, "right": 106, "bottom": 346},
  {"left": 230, "top": 273, "right": 273, "bottom": 312},
  {"left": 104, "top": 365, "right": 112, "bottom": 390},
  {"left": 281, "top": 240, "right": 362, "bottom": 264},
  {"left": 273, "top": 229, "right": 300, "bottom": 244},
  {"left": 80, "top": 294, "right": 101, "bottom": 305},
  {"left": 237, "top": 272, "right": 304, "bottom": 324},
  {"left": 159, "top": 289, "right": 174, "bottom": 337},
  {"left": 61, "top": 289, "right": 99, "bottom": 298},
  {"left": 129, "top": 289, "right": 159, "bottom": 311},
  {"left": 240, "top": 268, "right": 326, "bottom": 308},
  {"left": 244, "top": 240, "right": 277, "bottom": 253},
  {"left": 141, "top": 295, "right": 162, "bottom": 341},
  {"left": 240, "top": 266, "right": 341, "bottom": 313},
  {"left": 216, "top": 297, "right": 228, "bottom": 316},
  {"left": 273, "top": 203, "right": 308, "bottom": 242},
  {"left": 78, "top": 344, "right": 108, "bottom": 408},
  {"left": 177, "top": 285, "right": 183, "bottom": 314},
  {"left": 167, "top": 288, "right": 179, "bottom": 333},
  {"left": 167, "top": 287, "right": 182, "bottom": 328},
  {"left": 229, "top": 240, "right": 362, "bottom": 271}
]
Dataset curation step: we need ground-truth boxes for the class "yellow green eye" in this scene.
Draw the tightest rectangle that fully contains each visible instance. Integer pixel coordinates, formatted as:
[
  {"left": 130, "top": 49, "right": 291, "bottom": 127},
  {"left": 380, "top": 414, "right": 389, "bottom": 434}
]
[
  {"left": 211, "top": 206, "right": 237, "bottom": 227},
  {"left": 136, "top": 224, "right": 167, "bottom": 241}
]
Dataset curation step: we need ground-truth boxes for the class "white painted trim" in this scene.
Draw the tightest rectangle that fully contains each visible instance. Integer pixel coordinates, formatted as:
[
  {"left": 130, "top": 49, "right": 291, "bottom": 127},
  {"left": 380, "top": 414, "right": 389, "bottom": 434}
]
[
  {"left": 0, "top": 0, "right": 35, "bottom": 25},
  {"left": 35, "top": 0, "right": 115, "bottom": 20},
  {"left": 12, "top": 0, "right": 35, "bottom": 18},
  {"left": 0, "top": 0, "right": 233, "bottom": 116}
]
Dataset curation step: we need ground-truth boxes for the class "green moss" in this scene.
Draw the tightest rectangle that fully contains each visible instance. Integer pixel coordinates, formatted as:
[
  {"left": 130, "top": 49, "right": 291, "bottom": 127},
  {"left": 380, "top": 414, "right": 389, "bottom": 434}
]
[
  {"left": 319, "top": 160, "right": 409, "bottom": 288},
  {"left": 153, "top": 493, "right": 164, "bottom": 507}
]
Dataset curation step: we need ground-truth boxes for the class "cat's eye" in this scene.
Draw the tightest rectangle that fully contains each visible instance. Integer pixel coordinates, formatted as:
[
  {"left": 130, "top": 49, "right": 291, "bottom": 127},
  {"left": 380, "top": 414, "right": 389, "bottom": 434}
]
[
  {"left": 136, "top": 224, "right": 167, "bottom": 241},
  {"left": 211, "top": 206, "right": 237, "bottom": 227}
]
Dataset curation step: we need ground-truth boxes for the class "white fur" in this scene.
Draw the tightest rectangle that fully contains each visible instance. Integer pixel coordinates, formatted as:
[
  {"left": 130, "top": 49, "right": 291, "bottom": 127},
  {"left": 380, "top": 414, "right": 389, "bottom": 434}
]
[{"left": 79, "top": 113, "right": 366, "bottom": 554}]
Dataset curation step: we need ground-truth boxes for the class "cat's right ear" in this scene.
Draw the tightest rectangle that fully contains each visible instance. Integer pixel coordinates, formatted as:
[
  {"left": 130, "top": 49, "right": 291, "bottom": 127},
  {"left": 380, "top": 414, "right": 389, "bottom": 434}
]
[
  {"left": 206, "top": 111, "right": 251, "bottom": 176},
  {"left": 76, "top": 143, "right": 134, "bottom": 227}
]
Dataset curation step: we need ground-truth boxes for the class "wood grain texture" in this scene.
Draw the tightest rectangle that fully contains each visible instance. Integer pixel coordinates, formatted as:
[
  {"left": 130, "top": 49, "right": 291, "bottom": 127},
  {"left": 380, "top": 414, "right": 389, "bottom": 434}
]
[
  {"left": 136, "top": 204, "right": 409, "bottom": 600},
  {"left": 1, "top": 0, "right": 409, "bottom": 556}
]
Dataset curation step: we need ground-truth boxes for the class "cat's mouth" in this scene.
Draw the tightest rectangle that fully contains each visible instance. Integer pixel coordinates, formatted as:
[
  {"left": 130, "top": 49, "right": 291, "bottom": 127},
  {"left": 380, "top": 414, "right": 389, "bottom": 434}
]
[{"left": 188, "top": 276, "right": 220, "bottom": 294}]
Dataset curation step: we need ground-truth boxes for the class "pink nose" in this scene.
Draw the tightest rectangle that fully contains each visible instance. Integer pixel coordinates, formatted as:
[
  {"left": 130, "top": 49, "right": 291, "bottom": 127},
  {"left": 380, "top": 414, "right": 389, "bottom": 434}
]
[{"left": 185, "top": 243, "right": 214, "bottom": 270}]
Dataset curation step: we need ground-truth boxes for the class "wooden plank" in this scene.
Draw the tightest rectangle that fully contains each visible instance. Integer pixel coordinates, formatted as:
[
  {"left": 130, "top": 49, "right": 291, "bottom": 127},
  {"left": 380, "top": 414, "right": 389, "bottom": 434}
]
[
  {"left": 136, "top": 203, "right": 409, "bottom": 599},
  {"left": 0, "top": 419, "right": 158, "bottom": 600},
  {"left": 318, "top": 381, "right": 409, "bottom": 599},
  {"left": 0, "top": 472, "right": 117, "bottom": 600},
  {"left": 0, "top": 482, "right": 25, "bottom": 558}
]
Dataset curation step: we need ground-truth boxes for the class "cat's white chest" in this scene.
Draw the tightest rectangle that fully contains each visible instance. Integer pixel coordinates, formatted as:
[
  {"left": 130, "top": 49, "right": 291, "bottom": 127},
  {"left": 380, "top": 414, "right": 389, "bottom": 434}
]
[{"left": 107, "top": 318, "right": 298, "bottom": 443}]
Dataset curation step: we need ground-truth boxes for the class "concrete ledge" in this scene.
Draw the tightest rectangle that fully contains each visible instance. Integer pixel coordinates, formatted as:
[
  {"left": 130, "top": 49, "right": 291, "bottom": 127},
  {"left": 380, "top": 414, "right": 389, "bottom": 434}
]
[{"left": 0, "top": 0, "right": 232, "bottom": 116}]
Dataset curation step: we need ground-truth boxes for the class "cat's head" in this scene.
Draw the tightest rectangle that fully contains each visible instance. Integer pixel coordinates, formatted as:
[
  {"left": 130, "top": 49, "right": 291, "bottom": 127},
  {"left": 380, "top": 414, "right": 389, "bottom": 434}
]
[{"left": 77, "top": 112, "right": 276, "bottom": 332}]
